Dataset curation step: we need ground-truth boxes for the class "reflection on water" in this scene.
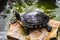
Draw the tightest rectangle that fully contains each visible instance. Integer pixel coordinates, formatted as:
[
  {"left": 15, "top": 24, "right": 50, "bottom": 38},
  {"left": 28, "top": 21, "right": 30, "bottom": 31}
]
[{"left": 56, "top": 0, "right": 60, "bottom": 3}]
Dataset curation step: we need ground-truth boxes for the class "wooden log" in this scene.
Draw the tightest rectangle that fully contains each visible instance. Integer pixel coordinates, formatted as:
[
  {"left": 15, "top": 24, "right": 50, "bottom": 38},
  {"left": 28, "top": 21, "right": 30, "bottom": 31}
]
[{"left": 7, "top": 20, "right": 60, "bottom": 40}]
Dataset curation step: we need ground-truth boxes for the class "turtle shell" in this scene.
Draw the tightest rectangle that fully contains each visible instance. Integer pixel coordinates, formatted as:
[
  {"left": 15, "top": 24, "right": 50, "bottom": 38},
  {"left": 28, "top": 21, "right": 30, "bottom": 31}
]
[{"left": 21, "top": 11, "right": 49, "bottom": 28}]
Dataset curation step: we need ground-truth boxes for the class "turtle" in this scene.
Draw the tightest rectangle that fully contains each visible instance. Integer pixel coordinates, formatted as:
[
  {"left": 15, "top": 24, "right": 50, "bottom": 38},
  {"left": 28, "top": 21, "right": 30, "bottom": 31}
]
[{"left": 11, "top": 10, "right": 52, "bottom": 35}]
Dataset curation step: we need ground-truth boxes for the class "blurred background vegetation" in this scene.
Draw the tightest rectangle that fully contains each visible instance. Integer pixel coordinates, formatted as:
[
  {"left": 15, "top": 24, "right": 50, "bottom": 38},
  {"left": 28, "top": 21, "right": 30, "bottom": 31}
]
[
  {"left": 0, "top": 0, "right": 59, "bottom": 19},
  {"left": 0, "top": 0, "right": 60, "bottom": 39}
]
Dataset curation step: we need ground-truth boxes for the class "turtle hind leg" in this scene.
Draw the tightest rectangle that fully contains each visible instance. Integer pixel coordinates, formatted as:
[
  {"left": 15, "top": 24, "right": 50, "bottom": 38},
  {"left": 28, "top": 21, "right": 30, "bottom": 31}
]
[
  {"left": 42, "top": 24, "right": 52, "bottom": 32},
  {"left": 46, "top": 24, "right": 52, "bottom": 32},
  {"left": 24, "top": 27, "right": 30, "bottom": 35}
]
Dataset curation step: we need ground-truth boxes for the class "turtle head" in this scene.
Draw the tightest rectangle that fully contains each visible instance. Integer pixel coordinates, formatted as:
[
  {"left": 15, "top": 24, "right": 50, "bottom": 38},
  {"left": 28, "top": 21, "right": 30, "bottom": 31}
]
[{"left": 13, "top": 10, "right": 21, "bottom": 21}]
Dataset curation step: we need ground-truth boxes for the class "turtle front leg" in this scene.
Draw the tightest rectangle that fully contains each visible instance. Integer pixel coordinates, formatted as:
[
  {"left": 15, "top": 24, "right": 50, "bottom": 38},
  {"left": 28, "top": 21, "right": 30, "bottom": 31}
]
[
  {"left": 10, "top": 17, "right": 17, "bottom": 24},
  {"left": 23, "top": 26, "right": 30, "bottom": 35}
]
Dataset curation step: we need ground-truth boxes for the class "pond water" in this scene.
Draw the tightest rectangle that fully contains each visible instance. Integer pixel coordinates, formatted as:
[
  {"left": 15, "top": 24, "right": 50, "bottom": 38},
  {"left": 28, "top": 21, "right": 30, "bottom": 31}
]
[
  {"left": 0, "top": 12, "right": 13, "bottom": 31},
  {"left": 53, "top": 3, "right": 60, "bottom": 20}
]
